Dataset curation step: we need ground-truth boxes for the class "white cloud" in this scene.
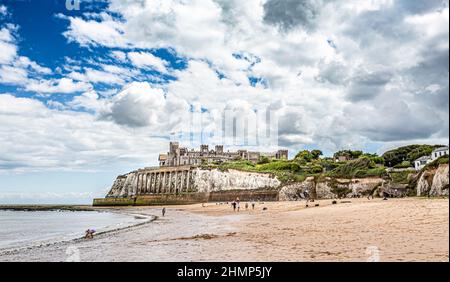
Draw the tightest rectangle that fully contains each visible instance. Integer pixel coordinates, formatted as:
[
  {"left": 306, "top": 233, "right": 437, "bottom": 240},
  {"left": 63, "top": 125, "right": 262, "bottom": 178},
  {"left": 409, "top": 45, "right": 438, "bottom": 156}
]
[
  {"left": 127, "top": 51, "right": 169, "bottom": 73},
  {"left": 25, "top": 78, "right": 92, "bottom": 94},
  {"left": 109, "top": 50, "right": 127, "bottom": 62},
  {"left": 68, "top": 68, "right": 125, "bottom": 84},
  {"left": 61, "top": 14, "right": 128, "bottom": 48},
  {"left": 0, "top": 22, "right": 52, "bottom": 86},
  {"left": 0, "top": 36, "right": 17, "bottom": 65},
  {"left": 0, "top": 5, "right": 7, "bottom": 17},
  {"left": 0, "top": 93, "right": 169, "bottom": 173},
  {"left": 14, "top": 56, "right": 52, "bottom": 74},
  {"left": 0, "top": 65, "right": 27, "bottom": 84},
  {"left": 101, "top": 81, "right": 190, "bottom": 130}
]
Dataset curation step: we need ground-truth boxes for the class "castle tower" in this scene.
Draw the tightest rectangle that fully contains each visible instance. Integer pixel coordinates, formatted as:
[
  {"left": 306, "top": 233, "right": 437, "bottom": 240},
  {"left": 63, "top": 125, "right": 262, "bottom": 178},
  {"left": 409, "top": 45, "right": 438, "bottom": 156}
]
[
  {"left": 170, "top": 142, "right": 180, "bottom": 154},
  {"left": 200, "top": 145, "right": 209, "bottom": 155},
  {"left": 215, "top": 145, "right": 224, "bottom": 155}
]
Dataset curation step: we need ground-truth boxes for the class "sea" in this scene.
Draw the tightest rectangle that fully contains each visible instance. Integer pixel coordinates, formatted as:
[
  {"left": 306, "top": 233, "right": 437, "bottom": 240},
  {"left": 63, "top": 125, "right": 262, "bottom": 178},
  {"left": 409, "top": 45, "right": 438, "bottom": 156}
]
[{"left": 0, "top": 210, "right": 149, "bottom": 251}]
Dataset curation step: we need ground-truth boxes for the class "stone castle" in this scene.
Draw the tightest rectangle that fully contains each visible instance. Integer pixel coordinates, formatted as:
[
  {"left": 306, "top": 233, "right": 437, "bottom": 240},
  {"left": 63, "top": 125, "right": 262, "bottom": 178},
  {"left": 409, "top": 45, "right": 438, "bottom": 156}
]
[
  {"left": 158, "top": 142, "right": 288, "bottom": 167},
  {"left": 93, "top": 142, "right": 288, "bottom": 206}
]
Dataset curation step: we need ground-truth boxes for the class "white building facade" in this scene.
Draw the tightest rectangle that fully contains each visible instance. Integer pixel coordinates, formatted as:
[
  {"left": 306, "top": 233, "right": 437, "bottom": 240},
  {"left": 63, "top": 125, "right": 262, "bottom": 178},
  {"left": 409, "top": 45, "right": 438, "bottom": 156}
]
[
  {"left": 414, "top": 146, "right": 449, "bottom": 171},
  {"left": 431, "top": 146, "right": 449, "bottom": 161}
]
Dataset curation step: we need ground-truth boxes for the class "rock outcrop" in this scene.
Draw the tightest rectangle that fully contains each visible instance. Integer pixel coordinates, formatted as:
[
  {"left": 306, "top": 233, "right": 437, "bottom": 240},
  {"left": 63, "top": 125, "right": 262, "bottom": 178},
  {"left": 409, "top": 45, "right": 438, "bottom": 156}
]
[
  {"left": 107, "top": 173, "right": 138, "bottom": 197},
  {"left": 417, "top": 164, "right": 449, "bottom": 196},
  {"left": 278, "top": 177, "right": 316, "bottom": 201},
  {"left": 279, "top": 177, "right": 384, "bottom": 200},
  {"left": 193, "top": 168, "right": 280, "bottom": 192}
]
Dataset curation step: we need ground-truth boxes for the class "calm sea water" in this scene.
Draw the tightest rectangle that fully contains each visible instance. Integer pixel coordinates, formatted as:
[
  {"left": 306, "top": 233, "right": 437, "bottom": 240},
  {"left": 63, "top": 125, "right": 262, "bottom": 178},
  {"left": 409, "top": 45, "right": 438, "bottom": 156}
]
[{"left": 0, "top": 210, "right": 147, "bottom": 251}]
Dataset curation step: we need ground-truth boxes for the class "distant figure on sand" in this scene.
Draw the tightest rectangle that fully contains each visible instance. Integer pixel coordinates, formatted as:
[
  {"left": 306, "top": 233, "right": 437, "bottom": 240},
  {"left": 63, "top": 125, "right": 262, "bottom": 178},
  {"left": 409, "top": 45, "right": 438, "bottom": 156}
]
[
  {"left": 304, "top": 190, "right": 311, "bottom": 207},
  {"left": 232, "top": 201, "right": 237, "bottom": 212},
  {"left": 162, "top": 207, "right": 166, "bottom": 217},
  {"left": 235, "top": 197, "right": 241, "bottom": 212},
  {"left": 252, "top": 202, "right": 255, "bottom": 210},
  {"left": 245, "top": 203, "right": 249, "bottom": 210}
]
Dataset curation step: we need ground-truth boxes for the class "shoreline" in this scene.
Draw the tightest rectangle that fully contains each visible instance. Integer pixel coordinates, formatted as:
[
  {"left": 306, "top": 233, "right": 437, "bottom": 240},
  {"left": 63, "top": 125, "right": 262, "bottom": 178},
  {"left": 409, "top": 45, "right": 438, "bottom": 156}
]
[
  {"left": 0, "top": 209, "right": 157, "bottom": 256},
  {"left": 0, "top": 205, "right": 96, "bottom": 212},
  {"left": 0, "top": 198, "right": 448, "bottom": 262}
]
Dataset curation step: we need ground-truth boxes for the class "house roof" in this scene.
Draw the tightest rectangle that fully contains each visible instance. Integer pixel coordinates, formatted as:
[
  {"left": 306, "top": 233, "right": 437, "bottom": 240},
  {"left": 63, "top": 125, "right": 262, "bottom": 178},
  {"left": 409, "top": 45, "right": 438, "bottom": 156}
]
[
  {"left": 433, "top": 146, "right": 449, "bottom": 153},
  {"left": 415, "top": 155, "right": 431, "bottom": 162}
]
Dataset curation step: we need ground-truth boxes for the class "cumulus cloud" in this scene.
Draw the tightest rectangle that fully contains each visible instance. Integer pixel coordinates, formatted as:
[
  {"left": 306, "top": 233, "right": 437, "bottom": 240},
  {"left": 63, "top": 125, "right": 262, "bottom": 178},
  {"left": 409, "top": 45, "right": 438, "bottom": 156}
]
[
  {"left": 0, "top": 93, "right": 169, "bottom": 173},
  {"left": 100, "top": 82, "right": 190, "bottom": 131},
  {"left": 127, "top": 51, "right": 169, "bottom": 73},
  {"left": 263, "top": 0, "right": 323, "bottom": 31},
  {"left": 0, "top": 22, "right": 52, "bottom": 86},
  {"left": 25, "top": 78, "right": 92, "bottom": 94}
]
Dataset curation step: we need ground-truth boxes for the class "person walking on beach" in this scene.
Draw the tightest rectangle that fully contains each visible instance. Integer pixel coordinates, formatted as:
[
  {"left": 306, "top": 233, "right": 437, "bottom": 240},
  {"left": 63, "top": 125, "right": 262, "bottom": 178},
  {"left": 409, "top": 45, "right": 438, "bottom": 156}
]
[
  {"left": 232, "top": 201, "right": 237, "bottom": 212},
  {"left": 245, "top": 203, "right": 249, "bottom": 210},
  {"left": 251, "top": 202, "right": 255, "bottom": 210},
  {"left": 162, "top": 207, "right": 166, "bottom": 217},
  {"left": 304, "top": 190, "right": 310, "bottom": 207},
  {"left": 237, "top": 201, "right": 240, "bottom": 212}
]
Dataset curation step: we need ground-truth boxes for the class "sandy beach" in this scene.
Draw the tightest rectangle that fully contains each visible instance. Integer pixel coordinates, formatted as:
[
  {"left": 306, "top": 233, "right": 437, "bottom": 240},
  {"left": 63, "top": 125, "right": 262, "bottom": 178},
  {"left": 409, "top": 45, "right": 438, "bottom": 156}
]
[{"left": 0, "top": 198, "right": 448, "bottom": 262}]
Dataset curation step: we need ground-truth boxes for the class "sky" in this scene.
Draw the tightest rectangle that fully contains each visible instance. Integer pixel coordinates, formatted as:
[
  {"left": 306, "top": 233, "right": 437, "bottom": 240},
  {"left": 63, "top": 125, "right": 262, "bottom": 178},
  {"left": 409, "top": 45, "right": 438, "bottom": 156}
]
[{"left": 0, "top": 0, "right": 448, "bottom": 204}]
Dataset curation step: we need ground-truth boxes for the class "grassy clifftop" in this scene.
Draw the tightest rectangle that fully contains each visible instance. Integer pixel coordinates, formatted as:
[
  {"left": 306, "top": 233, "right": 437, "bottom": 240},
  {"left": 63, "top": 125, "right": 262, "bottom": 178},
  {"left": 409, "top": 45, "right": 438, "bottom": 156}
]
[
  {"left": 202, "top": 145, "right": 448, "bottom": 185},
  {"left": 206, "top": 151, "right": 387, "bottom": 184}
]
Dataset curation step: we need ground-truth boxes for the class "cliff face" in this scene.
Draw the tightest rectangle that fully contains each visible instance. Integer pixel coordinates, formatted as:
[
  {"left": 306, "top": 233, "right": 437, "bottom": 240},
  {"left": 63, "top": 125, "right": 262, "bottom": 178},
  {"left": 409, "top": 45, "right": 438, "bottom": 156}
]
[
  {"left": 105, "top": 163, "right": 448, "bottom": 200},
  {"left": 279, "top": 177, "right": 384, "bottom": 200},
  {"left": 193, "top": 168, "right": 280, "bottom": 192},
  {"left": 417, "top": 164, "right": 449, "bottom": 197},
  {"left": 107, "top": 173, "right": 138, "bottom": 197},
  {"left": 106, "top": 168, "right": 280, "bottom": 198}
]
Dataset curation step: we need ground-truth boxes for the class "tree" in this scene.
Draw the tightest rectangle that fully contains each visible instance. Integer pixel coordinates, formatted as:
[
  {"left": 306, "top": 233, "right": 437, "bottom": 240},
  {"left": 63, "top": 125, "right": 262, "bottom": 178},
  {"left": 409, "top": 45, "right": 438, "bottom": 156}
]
[
  {"left": 382, "top": 144, "right": 443, "bottom": 167},
  {"left": 258, "top": 156, "right": 270, "bottom": 164},
  {"left": 295, "top": 150, "right": 314, "bottom": 162},
  {"left": 311, "top": 150, "right": 323, "bottom": 160}
]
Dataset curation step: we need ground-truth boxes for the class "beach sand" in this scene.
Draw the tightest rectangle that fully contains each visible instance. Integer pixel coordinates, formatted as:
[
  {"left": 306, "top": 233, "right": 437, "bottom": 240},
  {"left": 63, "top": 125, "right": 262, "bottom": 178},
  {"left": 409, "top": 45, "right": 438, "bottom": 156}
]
[{"left": 0, "top": 198, "right": 448, "bottom": 262}]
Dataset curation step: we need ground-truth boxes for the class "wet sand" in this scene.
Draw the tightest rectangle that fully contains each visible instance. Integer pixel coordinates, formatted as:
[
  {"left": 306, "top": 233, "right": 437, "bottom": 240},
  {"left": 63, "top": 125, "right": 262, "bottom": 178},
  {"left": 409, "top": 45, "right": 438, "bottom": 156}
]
[{"left": 0, "top": 198, "right": 448, "bottom": 262}]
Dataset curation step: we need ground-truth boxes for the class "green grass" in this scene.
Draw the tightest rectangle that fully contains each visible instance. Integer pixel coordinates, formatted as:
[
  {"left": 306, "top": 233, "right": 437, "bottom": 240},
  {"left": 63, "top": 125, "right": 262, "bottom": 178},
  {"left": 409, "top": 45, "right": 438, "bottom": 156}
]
[
  {"left": 326, "top": 157, "right": 386, "bottom": 179},
  {"left": 213, "top": 156, "right": 389, "bottom": 184},
  {"left": 423, "top": 155, "right": 449, "bottom": 170},
  {"left": 389, "top": 170, "right": 413, "bottom": 184}
]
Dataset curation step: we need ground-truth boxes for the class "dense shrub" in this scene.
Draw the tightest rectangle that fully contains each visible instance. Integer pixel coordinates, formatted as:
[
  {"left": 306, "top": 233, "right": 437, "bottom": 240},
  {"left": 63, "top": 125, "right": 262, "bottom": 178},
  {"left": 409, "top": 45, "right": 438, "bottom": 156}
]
[
  {"left": 382, "top": 144, "right": 443, "bottom": 167},
  {"left": 394, "top": 161, "right": 412, "bottom": 168}
]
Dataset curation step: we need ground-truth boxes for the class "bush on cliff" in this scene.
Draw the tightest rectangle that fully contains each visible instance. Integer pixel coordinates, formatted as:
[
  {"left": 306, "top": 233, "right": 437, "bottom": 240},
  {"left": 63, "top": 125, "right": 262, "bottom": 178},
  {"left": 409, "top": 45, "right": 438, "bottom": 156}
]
[
  {"left": 394, "top": 161, "right": 413, "bottom": 169},
  {"left": 390, "top": 170, "right": 414, "bottom": 184},
  {"left": 333, "top": 150, "right": 363, "bottom": 160},
  {"left": 424, "top": 155, "right": 449, "bottom": 170},
  {"left": 327, "top": 157, "right": 386, "bottom": 179},
  {"left": 382, "top": 144, "right": 443, "bottom": 167}
]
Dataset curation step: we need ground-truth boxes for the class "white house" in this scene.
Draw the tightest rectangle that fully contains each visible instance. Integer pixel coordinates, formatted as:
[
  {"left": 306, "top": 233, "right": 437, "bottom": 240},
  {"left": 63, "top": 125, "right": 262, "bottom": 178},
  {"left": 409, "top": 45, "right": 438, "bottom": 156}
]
[
  {"left": 414, "top": 146, "right": 449, "bottom": 171},
  {"left": 431, "top": 146, "right": 449, "bottom": 161},
  {"left": 414, "top": 155, "right": 431, "bottom": 171}
]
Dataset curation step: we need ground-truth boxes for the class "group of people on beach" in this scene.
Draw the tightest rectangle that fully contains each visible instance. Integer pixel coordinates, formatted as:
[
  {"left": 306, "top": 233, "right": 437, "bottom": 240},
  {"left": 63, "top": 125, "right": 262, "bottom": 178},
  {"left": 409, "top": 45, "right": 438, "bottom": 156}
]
[{"left": 230, "top": 197, "right": 256, "bottom": 212}]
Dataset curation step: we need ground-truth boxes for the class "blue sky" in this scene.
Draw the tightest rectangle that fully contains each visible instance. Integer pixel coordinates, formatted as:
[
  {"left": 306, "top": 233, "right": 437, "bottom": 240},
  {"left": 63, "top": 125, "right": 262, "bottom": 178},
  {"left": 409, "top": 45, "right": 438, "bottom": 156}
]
[{"left": 0, "top": 0, "right": 448, "bottom": 204}]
